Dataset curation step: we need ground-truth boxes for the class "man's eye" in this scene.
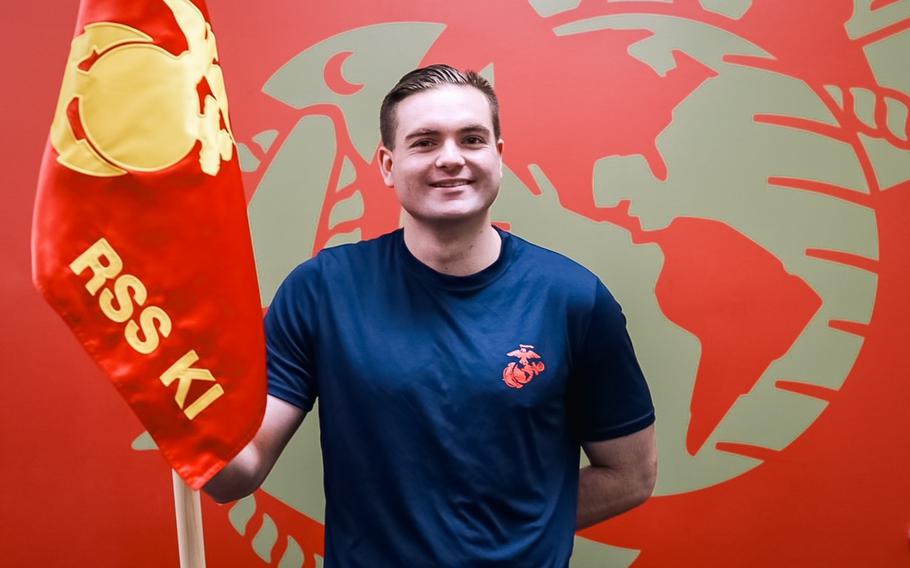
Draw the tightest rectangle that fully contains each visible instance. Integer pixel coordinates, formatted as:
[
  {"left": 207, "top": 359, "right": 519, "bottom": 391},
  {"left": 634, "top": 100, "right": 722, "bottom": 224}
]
[
  {"left": 411, "top": 139, "right": 435, "bottom": 148},
  {"left": 464, "top": 136, "right": 485, "bottom": 145}
]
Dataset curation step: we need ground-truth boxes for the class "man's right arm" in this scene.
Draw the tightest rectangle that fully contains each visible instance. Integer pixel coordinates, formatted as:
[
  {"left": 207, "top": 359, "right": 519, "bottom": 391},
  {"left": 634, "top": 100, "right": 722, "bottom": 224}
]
[{"left": 204, "top": 394, "right": 305, "bottom": 503}]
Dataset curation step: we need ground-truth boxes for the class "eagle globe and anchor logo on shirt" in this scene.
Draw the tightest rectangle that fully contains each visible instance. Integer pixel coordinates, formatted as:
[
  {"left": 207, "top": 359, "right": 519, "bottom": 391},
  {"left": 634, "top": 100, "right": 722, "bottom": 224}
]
[
  {"left": 124, "top": 2, "right": 894, "bottom": 566},
  {"left": 502, "top": 344, "right": 546, "bottom": 389}
]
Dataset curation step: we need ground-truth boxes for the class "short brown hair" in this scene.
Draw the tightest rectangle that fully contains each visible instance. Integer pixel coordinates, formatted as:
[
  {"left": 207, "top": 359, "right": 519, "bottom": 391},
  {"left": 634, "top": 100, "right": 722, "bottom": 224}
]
[{"left": 379, "top": 64, "right": 500, "bottom": 149}]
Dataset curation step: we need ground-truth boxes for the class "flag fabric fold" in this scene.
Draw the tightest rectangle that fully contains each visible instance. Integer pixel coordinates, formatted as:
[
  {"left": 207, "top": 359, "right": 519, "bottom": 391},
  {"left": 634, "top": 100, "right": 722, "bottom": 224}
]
[{"left": 32, "top": 0, "right": 265, "bottom": 490}]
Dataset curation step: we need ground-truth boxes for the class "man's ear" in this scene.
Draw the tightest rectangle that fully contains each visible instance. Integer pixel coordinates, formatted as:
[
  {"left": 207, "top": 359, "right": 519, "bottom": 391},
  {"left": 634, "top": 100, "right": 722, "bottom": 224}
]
[
  {"left": 496, "top": 138, "right": 504, "bottom": 175},
  {"left": 378, "top": 146, "right": 395, "bottom": 188}
]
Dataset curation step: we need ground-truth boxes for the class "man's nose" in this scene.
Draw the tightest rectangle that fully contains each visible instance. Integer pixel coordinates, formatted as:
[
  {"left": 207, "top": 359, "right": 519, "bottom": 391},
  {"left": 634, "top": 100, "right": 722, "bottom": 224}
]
[{"left": 435, "top": 139, "right": 465, "bottom": 169}]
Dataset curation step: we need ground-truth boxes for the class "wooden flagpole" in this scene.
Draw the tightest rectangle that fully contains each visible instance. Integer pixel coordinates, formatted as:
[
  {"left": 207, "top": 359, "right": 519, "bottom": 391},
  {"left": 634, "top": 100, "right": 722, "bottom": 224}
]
[{"left": 172, "top": 471, "right": 207, "bottom": 568}]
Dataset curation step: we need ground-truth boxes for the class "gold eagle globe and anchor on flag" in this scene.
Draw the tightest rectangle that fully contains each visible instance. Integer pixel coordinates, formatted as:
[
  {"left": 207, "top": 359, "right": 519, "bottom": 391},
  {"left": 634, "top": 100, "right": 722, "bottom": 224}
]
[{"left": 32, "top": 0, "right": 265, "bottom": 490}]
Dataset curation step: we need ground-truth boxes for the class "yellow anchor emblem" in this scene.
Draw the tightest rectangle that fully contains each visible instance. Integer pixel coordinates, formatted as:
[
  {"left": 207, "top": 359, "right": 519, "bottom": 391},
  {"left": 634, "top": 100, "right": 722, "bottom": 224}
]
[{"left": 50, "top": 0, "right": 234, "bottom": 177}]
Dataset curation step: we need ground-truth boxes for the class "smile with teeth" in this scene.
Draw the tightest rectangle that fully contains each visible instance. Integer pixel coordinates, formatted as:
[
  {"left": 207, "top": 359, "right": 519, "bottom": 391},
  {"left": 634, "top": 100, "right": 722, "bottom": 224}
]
[{"left": 430, "top": 179, "right": 472, "bottom": 188}]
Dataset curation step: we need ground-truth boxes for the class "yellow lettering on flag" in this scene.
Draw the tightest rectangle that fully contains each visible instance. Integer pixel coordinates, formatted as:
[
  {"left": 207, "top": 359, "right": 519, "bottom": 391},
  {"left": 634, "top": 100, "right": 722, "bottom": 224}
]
[
  {"left": 125, "top": 306, "right": 172, "bottom": 355},
  {"left": 99, "top": 274, "right": 146, "bottom": 323},
  {"left": 69, "top": 238, "right": 123, "bottom": 295},
  {"left": 160, "top": 350, "right": 225, "bottom": 420},
  {"left": 70, "top": 238, "right": 172, "bottom": 355}
]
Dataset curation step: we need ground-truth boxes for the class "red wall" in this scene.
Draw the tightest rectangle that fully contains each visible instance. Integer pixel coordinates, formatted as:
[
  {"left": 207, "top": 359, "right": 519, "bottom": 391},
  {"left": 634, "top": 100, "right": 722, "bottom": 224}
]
[{"left": 3, "top": 1, "right": 909, "bottom": 566}]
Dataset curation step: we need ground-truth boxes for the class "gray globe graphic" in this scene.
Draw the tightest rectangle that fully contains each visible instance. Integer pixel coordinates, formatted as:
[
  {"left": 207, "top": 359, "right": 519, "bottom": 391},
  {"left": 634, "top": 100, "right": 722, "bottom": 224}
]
[{"left": 131, "top": 9, "right": 885, "bottom": 566}]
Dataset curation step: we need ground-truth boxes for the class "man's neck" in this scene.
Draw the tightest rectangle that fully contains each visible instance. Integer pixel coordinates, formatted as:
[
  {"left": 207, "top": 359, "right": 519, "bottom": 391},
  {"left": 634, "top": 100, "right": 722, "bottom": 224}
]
[{"left": 402, "top": 214, "right": 502, "bottom": 277}]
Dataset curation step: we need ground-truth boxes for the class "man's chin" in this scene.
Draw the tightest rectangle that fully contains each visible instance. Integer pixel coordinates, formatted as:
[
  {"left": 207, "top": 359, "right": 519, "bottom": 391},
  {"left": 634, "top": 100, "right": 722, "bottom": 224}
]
[{"left": 404, "top": 208, "right": 491, "bottom": 228}]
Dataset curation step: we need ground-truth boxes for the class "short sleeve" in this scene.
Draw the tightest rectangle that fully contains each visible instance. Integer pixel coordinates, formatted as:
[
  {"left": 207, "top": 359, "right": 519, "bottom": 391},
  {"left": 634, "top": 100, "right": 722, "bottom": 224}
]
[
  {"left": 264, "top": 260, "right": 320, "bottom": 412},
  {"left": 570, "top": 280, "right": 655, "bottom": 441}
]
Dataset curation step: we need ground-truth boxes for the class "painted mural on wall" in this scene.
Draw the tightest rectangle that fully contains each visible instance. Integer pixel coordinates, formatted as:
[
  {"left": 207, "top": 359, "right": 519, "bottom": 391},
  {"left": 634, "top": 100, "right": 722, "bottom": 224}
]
[{"left": 3, "top": 1, "right": 909, "bottom": 566}]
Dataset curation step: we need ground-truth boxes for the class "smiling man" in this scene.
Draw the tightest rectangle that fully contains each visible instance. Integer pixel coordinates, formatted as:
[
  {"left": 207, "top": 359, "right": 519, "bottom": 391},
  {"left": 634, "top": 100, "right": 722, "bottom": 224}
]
[{"left": 205, "top": 64, "right": 656, "bottom": 567}]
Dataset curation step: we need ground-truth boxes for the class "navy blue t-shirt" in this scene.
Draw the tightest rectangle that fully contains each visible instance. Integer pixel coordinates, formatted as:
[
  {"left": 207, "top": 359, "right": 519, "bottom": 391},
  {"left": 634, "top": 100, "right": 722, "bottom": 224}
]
[{"left": 266, "top": 228, "right": 654, "bottom": 567}]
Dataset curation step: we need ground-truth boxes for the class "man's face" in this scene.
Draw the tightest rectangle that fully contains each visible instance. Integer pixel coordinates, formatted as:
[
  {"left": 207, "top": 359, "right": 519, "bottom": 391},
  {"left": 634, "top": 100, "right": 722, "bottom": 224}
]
[{"left": 379, "top": 85, "right": 504, "bottom": 226}]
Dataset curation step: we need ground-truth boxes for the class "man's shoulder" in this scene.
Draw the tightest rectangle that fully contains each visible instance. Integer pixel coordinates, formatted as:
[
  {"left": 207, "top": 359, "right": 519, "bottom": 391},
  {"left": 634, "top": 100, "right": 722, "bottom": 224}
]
[
  {"left": 293, "top": 230, "right": 399, "bottom": 273},
  {"left": 508, "top": 231, "right": 600, "bottom": 290},
  {"left": 325, "top": 230, "right": 397, "bottom": 258}
]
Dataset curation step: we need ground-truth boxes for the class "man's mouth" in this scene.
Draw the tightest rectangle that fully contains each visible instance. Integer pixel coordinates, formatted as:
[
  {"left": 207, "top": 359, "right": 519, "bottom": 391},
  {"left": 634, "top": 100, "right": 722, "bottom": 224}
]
[{"left": 430, "top": 179, "right": 472, "bottom": 188}]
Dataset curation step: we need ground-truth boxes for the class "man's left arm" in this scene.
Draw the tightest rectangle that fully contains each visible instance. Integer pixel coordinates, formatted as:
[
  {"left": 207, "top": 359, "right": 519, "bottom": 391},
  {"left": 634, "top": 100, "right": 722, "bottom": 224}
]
[{"left": 577, "top": 423, "right": 657, "bottom": 529}]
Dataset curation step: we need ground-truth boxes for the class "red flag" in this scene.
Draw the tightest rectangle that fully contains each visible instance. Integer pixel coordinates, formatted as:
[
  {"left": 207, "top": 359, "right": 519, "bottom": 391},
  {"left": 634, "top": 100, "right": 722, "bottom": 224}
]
[{"left": 31, "top": 0, "right": 265, "bottom": 490}]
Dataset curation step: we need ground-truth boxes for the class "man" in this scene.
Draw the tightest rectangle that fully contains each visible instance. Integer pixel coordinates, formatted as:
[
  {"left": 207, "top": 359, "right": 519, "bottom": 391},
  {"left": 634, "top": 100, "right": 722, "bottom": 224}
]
[{"left": 205, "top": 64, "right": 656, "bottom": 567}]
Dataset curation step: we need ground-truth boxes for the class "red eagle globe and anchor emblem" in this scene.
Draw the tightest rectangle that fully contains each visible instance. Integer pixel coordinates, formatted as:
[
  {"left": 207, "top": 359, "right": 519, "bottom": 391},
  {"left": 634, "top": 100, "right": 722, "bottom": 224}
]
[{"left": 502, "top": 344, "right": 546, "bottom": 388}]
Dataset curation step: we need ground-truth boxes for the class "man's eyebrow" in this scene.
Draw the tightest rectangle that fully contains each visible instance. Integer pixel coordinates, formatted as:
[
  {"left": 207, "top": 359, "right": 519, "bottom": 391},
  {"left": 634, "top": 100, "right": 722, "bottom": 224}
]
[
  {"left": 459, "top": 124, "right": 492, "bottom": 135},
  {"left": 404, "top": 128, "right": 440, "bottom": 141},
  {"left": 403, "top": 124, "right": 492, "bottom": 141}
]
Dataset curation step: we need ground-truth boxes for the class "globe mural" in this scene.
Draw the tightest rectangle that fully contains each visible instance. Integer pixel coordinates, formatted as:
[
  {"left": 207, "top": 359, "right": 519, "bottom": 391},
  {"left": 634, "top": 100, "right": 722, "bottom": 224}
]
[{"left": 199, "top": 2, "right": 899, "bottom": 565}]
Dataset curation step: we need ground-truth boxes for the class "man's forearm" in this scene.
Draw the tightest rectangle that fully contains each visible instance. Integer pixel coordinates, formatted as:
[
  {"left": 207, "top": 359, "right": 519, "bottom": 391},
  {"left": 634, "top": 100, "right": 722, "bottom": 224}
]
[
  {"left": 204, "top": 395, "right": 306, "bottom": 503},
  {"left": 203, "top": 445, "right": 266, "bottom": 504},
  {"left": 577, "top": 425, "right": 658, "bottom": 529},
  {"left": 576, "top": 463, "right": 655, "bottom": 529}
]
